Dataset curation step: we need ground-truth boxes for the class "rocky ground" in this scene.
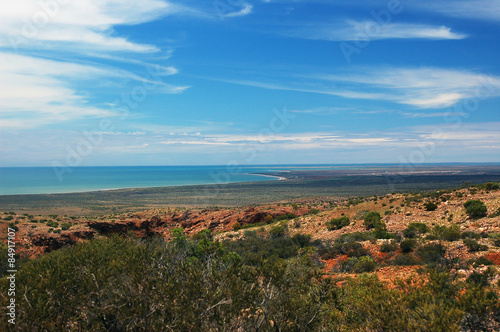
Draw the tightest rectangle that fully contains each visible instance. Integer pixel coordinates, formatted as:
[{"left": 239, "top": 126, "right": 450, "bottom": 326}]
[{"left": 2, "top": 183, "right": 500, "bottom": 285}]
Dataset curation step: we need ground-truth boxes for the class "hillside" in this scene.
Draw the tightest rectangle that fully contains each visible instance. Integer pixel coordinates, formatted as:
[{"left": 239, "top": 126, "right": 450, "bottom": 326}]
[{"left": 2, "top": 182, "right": 500, "bottom": 330}]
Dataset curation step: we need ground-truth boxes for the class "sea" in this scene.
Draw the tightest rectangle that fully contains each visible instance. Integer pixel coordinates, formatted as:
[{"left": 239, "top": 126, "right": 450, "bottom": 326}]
[
  {"left": 1, "top": 163, "right": 484, "bottom": 196},
  {"left": 0, "top": 165, "right": 292, "bottom": 196}
]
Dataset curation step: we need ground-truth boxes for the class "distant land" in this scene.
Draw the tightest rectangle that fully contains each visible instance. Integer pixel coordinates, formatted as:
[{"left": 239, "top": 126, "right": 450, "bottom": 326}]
[{"left": 2, "top": 164, "right": 500, "bottom": 215}]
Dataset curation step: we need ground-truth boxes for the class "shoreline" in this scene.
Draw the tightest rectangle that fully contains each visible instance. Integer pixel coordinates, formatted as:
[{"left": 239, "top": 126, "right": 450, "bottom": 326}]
[{"left": 0, "top": 174, "right": 285, "bottom": 197}]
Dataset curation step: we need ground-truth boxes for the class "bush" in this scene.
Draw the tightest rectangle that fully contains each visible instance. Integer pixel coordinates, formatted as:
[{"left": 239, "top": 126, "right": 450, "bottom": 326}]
[
  {"left": 463, "top": 239, "right": 488, "bottom": 252},
  {"left": 433, "top": 224, "right": 461, "bottom": 241},
  {"left": 340, "top": 256, "right": 376, "bottom": 273},
  {"left": 472, "top": 256, "right": 494, "bottom": 267},
  {"left": 391, "top": 254, "right": 419, "bottom": 266},
  {"left": 363, "top": 212, "right": 383, "bottom": 230},
  {"left": 326, "top": 216, "right": 350, "bottom": 231},
  {"left": 400, "top": 239, "right": 417, "bottom": 253},
  {"left": 269, "top": 225, "right": 286, "bottom": 238},
  {"left": 461, "top": 231, "right": 481, "bottom": 240},
  {"left": 61, "top": 223, "right": 72, "bottom": 231},
  {"left": 424, "top": 202, "right": 438, "bottom": 211},
  {"left": 416, "top": 243, "right": 447, "bottom": 265},
  {"left": 380, "top": 241, "right": 398, "bottom": 253},
  {"left": 319, "top": 241, "right": 369, "bottom": 259},
  {"left": 403, "top": 227, "right": 418, "bottom": 239},
  {"left": 409, "top": 222, "right": 429, "bottom": 234},
  {"left": 336, "top": 232, "right": 373, "bottom": 243},
  {"left": 264, "top": 215, "right": 274, "bottom": 224},
  {"left": 464, "top": 200, "right": 488, "bottom": 219},
  {"left": 3, "top": 215, "right": 13, "bottom": 221}
]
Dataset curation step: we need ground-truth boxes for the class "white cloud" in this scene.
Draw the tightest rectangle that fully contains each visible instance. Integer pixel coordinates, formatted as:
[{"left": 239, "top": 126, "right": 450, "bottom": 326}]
[
  {"left": 220, "top": 67, "right": 500, "bottom": 109},
  {"left": 412, "top": 0, "right": 500, "bottom": 22},
  {"left": 287, "top": 21, "right": 466, "bottom": 41},
  {"left": 0, "top": 51, "right": 187, "bottom": 129},
  {"left": 221, "top": 3, "right": 253, "bottom": 18},
  {"left": 0, "top": 0, "right": 189, "bottom": 52}
]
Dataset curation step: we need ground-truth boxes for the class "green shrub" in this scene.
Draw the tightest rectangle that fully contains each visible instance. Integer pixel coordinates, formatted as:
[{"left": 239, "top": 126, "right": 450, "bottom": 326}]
[
  {"left": 409, "top": 222, "right": 429, "bottom": 234},
  {"left": 433, "top": 224, "right": 461, "bottom": 241},
  {"left": 336, "top": 232, "right": 373, "bottom": 243},
  {"left": 269, "top": 225, "right": 286, "bottom": 238},
  {"left": 380, "top": 241, "right": 398, "bottom": 253},
  {"left": 472, "top": 256, "right": 494, "bottom": 267},
  {"left": 461, "top": 231, "right": 480, "bottom": 240},
  {"left": 391, "top": 254, "right": 419, "bottom": 266},
  {"left": 400, "top": 239, "right": 417, "bottom": 253},
  {"left": 319, "top": 241, "right": 370, "bottom": 260},
  {"left": 340, "top": 256, "right": 376, "bottom": 273},
  {"left": 463, "top": 239, "right": 488, "bottom": 252},
  {"left": 264, "top": 215, "right": 274, "bottom": 224},
  {"left": 403, "top": 227, "right": 418, "bottom": 239},
  {"left": 464, "top": 200, "right": 488, "bottom": 219},
  {"left": 232, "top": 222, "right": 242, "bottom": 231},
  {"left": 424, "top": 202, "right": 438, "bottom": 211},
  {"left": 363, "top": 212, "right": 383, "bottom": 230},
  {"left": 416, "top": 243, "right": 446, "bottom": 265},
  {"left": 4, "top": 215, "right": 13, "bottom": 221},
  {"left": 61, "top": 223, "right": 72, "bottom": 231},
  {"left": 326, "top": 216, "right": 350, "bottom": 230}
]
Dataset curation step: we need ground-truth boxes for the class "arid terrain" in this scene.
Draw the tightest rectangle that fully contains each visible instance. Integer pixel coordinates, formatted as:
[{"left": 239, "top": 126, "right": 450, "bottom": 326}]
[{"left": 3, "top": 181, "right": 500, "bottom": 286}]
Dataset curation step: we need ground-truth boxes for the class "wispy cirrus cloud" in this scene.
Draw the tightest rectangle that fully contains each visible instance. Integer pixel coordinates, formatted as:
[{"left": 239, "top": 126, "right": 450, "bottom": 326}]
[
  {"left": 285, "top": 21, "right": 466, "bottom": 41},
  {"left": 0, "top": 0, "right": 193, "bottom": 129},
  {"left": 217, "top": 66, "right": 500, "bottom": 109},
  {"left": 0, "top": 0, "right": 192, "bottom": 52},
  {"left": 412, "top": 0, "right": 500, "bottom": 22}
]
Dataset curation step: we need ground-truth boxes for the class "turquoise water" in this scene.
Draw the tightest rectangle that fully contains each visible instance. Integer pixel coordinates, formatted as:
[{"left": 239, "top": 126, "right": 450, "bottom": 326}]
[
  {"left": 0, "top": 166, "right": 282, "bottom": 195},
  {"left": 1, "top": 163, "right": 477, "bottom": 195}
]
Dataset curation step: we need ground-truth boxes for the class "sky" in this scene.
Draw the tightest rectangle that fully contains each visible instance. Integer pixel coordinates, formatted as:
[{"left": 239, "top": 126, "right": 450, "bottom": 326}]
[{"left": 0, "top": 0, "right": 499, "bottom": 167}]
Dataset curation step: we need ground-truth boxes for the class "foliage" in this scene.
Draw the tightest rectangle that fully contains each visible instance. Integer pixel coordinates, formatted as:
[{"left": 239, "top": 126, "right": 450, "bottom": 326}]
[
  {"left": 432, "top": 224, "right": 461, "bottom": 241},
  {"left": 464, "top": 200, "right": 488, "bottom": 219},
  {"left": 380, "top": 241, "right": 398, "bottom": 253},
  {"left": 463, "top": 239, "right": 488, "bottom": 252},
  {"left": 363, "top": 211, "right": 383, "bottom": 230},
  {"left": 339, "top": 256, "right": 376, "bottom": 273},
  {"left": 424, "top": 202, "right": 438, "bottom": 211},
  {"left": 416, "top": 243, "right": 447, "bottom": 265},
  {"left": 400, "top": 239, "right": 418, "bottom": 253},
  {"left": 326, "top": 216, "right": 350, "bottom": 231}
]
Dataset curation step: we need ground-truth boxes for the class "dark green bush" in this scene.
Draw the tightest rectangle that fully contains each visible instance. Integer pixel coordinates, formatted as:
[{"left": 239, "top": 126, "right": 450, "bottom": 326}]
[
  {"left": 463, "top": 239, "right": 488, "bottom": 252},
  {"left": 472, "top": 256, "right": 494, "bottom": 267},
  {"left": 61, "top": 223, "right": 72, "bottom": 231},
  {"left": 400, "top": 239, "right": 417, "bottom": 253},
  {"left": 464, "top": 200, "right": 488, "bottom": 219},
  {"left": 433, "top": 224, "right": 461, "bottom": 241},
  {"left": 339, "top": 256, "right": 376, "bottom": 273},
  {"left": 409, "top": 222, "right": 429, "bottom": 234},
  {"left": 424, "top": 202, "right": 438, "bottom": 211},
  {"left": 380, "top": 241, "right": 398, "bottom": 253},
  {"left": 461, "top": 231, "right": 481, "bottom": 240},
  {"left": 363, "top": 212, "right": 383, "bottom": 230},
  {"left": 416, "top": 243, "right": 447, "bottom": 265},
  {"left": 326, "top": 216, "right": 350, "bottom": 230},
  {"left": 319, "top": 241, "right": 369, "bottom": 259},
  {"left": 336, "top": 232, "right": 373, "bottom": 243},
  {"left": 391, "top": 254, "right": 419, "bottom": 266},
  {"left": 403, "top": 227, "right": 418, "bottom": 239},
  {"left": 269, "top": 225, "right": 286, "bottom": 238}
]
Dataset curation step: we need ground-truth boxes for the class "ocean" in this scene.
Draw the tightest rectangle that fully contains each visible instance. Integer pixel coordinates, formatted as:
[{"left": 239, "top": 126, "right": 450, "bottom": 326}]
[{"left": 0, "top": 166, "right": 283, "bottom": 196}]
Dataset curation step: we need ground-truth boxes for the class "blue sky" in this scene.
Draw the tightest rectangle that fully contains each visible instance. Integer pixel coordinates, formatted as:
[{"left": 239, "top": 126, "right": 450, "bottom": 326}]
[{"left": 0, "top": 0, "right": 499, "bottom": 166}]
